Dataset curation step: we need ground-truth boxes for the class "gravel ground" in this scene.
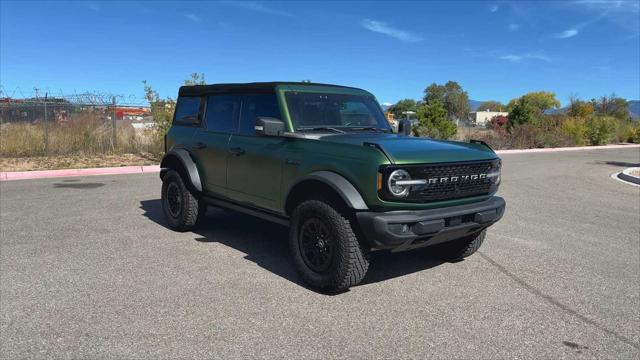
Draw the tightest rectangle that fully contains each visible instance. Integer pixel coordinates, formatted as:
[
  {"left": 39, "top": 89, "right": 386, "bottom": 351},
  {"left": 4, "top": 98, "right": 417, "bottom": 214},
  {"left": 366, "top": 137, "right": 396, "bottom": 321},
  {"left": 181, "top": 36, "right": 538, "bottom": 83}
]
[{"left": 1, "top": 147, "right": 639, "bottom": 359}]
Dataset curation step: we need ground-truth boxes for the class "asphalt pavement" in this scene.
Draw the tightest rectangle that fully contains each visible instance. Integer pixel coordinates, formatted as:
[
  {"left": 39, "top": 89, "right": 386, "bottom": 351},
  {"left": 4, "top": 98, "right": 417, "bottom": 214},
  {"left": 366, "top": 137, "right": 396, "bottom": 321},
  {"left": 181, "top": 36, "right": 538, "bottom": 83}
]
[{"left": 1, "top": 147, "right": 639, "bottom": 359}]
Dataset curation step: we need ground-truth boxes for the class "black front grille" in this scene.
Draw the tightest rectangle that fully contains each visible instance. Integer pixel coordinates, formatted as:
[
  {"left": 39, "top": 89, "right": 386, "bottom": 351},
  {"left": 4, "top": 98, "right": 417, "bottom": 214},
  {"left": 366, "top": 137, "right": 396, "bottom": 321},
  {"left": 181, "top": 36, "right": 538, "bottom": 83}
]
[{"left": 381, "top": 160, "right": 500, "bottom": 202}]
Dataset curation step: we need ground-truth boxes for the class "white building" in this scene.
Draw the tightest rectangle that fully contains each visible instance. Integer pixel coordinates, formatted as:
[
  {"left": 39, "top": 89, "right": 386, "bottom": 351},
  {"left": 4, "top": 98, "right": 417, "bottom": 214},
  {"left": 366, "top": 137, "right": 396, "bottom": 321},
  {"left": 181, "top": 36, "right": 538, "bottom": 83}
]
[{"left": 469, "top": 110, "right": 509, "bottom": 127}]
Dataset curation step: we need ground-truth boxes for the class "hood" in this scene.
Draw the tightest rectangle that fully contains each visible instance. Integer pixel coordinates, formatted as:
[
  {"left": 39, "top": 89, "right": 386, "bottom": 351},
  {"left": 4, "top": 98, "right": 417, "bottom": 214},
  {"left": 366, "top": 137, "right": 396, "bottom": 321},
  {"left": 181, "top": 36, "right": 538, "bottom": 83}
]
[{"left": 317, "top": 133, "right": 498, "bottom": 164}]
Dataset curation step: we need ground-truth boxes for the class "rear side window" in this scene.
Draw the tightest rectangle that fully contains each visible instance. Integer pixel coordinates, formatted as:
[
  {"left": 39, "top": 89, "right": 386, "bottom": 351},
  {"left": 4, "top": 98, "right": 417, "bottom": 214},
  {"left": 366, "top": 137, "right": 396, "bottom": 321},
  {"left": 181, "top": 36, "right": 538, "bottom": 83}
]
[
  {"left": 238, "top": 94, "right": 282, "bottom": 136},
  {"left": 204, "top": 95, "right": 241, "bottom": 133},
  {"left": 174, "top": 97, "right": 201, "bottom": 125}
]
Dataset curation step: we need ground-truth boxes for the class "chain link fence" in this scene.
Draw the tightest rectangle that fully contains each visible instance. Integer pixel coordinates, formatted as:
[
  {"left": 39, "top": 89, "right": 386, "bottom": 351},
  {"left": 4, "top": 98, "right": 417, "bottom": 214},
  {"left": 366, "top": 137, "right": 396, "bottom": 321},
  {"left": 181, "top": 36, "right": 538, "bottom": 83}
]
[{"left": 0, "top": 92, "right": 162, "bottom": 157}]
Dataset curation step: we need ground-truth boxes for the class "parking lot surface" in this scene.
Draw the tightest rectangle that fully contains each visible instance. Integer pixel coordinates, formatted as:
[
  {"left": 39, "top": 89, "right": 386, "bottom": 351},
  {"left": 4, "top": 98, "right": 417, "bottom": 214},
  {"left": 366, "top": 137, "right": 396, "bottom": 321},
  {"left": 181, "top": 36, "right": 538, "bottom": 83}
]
[{"left": 1, "top": 148, "right": 639, "bottom": 359}]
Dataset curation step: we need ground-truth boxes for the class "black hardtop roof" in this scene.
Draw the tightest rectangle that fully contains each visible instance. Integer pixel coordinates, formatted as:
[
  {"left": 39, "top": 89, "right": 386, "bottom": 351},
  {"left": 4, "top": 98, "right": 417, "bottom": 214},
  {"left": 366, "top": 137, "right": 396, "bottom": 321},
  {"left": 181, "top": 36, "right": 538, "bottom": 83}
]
[{"left": 178, "top": 81, "right": 365, "bottom": 97}]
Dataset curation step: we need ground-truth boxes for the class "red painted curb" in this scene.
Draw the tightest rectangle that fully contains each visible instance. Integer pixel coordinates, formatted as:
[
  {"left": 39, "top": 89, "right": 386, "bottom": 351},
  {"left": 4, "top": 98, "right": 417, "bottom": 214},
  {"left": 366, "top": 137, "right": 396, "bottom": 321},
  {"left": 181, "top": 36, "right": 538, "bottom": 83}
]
[{"left": 0, "top": 165, "right": 160, "bottom": 182}]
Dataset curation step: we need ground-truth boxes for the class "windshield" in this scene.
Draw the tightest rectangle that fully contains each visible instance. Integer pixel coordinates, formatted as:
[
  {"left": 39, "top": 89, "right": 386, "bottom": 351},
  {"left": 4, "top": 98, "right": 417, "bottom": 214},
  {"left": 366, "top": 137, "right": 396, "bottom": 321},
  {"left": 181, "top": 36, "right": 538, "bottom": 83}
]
[{"left": 285, "top": 92, "right": 391, "bottom": 132}]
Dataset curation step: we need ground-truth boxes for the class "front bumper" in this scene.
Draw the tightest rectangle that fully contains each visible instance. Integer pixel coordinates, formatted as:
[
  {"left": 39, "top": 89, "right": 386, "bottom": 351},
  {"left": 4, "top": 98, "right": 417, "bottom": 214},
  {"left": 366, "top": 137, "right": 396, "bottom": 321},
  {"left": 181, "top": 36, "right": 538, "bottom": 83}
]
[{"left": 356, "top": 196, "right": 505, "bottom": 251}]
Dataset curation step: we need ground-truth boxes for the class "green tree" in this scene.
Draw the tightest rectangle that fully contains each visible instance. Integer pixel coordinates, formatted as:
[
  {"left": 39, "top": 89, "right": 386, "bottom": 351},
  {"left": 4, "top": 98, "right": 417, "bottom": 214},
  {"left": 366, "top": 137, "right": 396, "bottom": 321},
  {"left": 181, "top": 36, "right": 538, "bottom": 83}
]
[
  {"left": 143, "top": 80, "right": 175, "bottom": 153},
  {"left": 184, "top": 72, "right": 206, "bottom": 85},
  {"left": 423, "top": 81, "right": 470, "bottom": 122},
  {"left": 477, "top": 100, "right": 506, "bottom": 112},
  {"left": 567, "top": 97, "right": 594, "bottom": 118},
  {"left": 590, "top": 95, "right": 629, "bottom": 120},
  {"left": 507, "top": 91, "right": 560, "bottom": 114},
  {"left": 414, "top": 100, "right": 457, "bottom": 139},
  {"left": 507, "top": 96, "right": 536, "bottom": 131},
  {"left": 388, "top": 99, "right": 417, "bottom": 119}
]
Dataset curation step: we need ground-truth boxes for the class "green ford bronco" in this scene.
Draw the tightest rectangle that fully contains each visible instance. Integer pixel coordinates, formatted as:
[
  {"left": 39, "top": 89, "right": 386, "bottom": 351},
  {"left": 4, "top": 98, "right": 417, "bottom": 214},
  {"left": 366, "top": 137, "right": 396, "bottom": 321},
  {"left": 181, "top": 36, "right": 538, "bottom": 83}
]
[{"left": 160, "top": 82, "right": 505, "bottom": 292}]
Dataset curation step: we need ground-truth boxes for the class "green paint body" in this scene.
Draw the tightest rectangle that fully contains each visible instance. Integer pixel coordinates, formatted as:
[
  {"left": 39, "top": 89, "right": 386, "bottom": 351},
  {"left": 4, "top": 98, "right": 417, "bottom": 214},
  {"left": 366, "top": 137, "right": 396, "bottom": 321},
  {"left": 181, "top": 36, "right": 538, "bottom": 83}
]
[{"left": 166, "top": 84, "right": 500, "bottom": 214}]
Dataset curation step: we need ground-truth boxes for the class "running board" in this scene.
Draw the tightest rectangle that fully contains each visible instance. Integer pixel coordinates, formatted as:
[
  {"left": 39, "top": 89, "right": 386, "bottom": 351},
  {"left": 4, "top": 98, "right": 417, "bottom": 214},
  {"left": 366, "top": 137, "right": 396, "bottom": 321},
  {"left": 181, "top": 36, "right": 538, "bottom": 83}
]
[{"left": 202, "top": 195, "right": 290, "bottom": 226}]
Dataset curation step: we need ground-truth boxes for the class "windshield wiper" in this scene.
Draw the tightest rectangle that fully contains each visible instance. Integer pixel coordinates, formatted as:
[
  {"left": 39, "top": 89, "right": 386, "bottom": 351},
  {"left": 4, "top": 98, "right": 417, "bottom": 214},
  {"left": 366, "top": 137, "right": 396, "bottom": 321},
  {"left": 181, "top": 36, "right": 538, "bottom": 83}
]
[
  {"left": 350, "top": 127, "right": 389, "bottom": 133},
  {"left": 296, "top": 127, "right": 346, "bottom": 134}
]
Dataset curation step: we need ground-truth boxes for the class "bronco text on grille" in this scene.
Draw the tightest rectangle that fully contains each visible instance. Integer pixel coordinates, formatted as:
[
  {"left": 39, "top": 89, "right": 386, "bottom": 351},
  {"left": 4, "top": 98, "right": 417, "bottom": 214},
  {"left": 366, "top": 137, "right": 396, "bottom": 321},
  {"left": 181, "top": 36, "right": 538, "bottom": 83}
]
[{"left": 381, "top": 160, "right": 501, "bottom": 202}]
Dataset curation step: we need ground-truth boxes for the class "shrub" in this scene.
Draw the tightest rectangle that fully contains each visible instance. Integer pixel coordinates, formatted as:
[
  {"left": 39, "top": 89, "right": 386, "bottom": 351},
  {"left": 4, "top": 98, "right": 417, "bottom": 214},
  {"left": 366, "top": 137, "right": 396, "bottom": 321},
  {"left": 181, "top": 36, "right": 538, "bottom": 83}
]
[
  {"left": 488, "top": 115, "right": 508, "bottom": 134},
  {"left": 586, "top": 116, "right": 616, "bottom": 145},
  {"left": 561, "top": 117, "right": 587, "bottom": 146},
  {"left": 413, "top": 100, "right": 457, "bottom": 139},
  {"left": 623, "top": 123, "right": 640, "bottom": 143}
]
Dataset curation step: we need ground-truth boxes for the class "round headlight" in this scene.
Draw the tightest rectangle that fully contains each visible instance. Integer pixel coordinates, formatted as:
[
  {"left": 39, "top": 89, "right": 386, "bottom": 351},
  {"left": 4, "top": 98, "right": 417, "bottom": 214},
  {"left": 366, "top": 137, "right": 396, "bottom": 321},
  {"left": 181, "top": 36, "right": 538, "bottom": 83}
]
[{"left": 388, "top": 169, "right": 411, "bottom": 197}]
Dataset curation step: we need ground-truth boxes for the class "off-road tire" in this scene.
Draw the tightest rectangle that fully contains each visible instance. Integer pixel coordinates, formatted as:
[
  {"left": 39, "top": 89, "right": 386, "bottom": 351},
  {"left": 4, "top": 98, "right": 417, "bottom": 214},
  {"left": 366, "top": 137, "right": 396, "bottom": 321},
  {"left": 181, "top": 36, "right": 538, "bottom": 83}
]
[
  {"left": 431, "top": 229, "right": 486, "bottom": 261},
  {"left": 289, "top": 200, "right": 369, "bottom": 293},
  {"left": 161, "top": 170, "right": 204, "bottom": 231}
]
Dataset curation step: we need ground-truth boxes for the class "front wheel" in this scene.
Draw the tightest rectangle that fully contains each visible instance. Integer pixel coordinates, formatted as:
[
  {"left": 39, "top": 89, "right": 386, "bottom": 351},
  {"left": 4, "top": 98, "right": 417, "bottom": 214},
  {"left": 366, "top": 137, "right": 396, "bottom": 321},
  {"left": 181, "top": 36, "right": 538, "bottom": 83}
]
[
  {"left": 289, "top": 200, "right": 369, "bottom": 293},
  {"left": 161, "top": 170, "right": 205, "bottom": 231}
]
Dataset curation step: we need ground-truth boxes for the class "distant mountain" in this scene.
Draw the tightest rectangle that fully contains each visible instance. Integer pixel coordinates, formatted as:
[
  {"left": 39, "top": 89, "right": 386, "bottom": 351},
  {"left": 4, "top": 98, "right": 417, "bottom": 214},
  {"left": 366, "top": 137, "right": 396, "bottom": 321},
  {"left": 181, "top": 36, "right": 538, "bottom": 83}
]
[
  {"left": 548, "top": 100, "right": 639, "bottom": 119},
  {"left": 469, "top": 100, "right": 484, "bottom": 111},
  {"left": 629, "top": 100, "right": 639, "bottom": 119}
]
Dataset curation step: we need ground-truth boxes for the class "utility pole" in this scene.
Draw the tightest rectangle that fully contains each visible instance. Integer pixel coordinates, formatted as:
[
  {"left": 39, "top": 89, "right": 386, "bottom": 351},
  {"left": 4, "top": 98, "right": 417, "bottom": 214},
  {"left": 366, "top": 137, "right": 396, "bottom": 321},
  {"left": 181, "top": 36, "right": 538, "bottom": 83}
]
[
  {"left": 44, "top": 92, "right": 48, "bottom": 155},
  {"left": 112, "top": 96, "right": 117, "bottom": 151}
]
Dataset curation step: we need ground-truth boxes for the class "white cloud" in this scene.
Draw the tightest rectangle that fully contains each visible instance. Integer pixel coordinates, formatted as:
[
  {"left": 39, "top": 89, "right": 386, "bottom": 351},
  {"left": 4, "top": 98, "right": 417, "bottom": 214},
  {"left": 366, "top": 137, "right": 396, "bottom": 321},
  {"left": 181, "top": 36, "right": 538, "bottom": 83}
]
[
  {"left": 220, "top": 1, "right": 292, "bottom": 17},
  {"left": 500, "top": 55, "right": 522, "bottom": 62},
  {"left": 184, "top": 13, "right": 202, "bottom": 23},
  {"left": 526, "top": 53, "right": 552, "bottom": 62},
  {"left": 500, "top": 52, "right": 551, "bottom": 62},
  {"left": 382, "top": 102, "right": 393, "bottom": 107},
  {"left": 574, "top": 0, "right": 639, "bottom": 11},
  {"left": 555, "top": 29, "right": 579, "bottom": 38},
  {"left": 489, "top": 4, "right": 499, "bottom": 13},
  {"left": 360, "top": 19, "right": 422, "bottom": 43},
  {"left": 508, "top": 23, "right": 520, "bottom": 31},
  {"left": 82, "top": 1, "right": 100, "bottom": 11},
  {"left": 572, "top": 0, "right": 639, "bottom": 36}
]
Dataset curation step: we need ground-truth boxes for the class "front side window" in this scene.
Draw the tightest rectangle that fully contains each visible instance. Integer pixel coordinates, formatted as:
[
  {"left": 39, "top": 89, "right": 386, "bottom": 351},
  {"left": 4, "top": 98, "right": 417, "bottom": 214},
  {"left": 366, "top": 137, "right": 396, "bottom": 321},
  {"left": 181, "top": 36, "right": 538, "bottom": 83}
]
[
  {"left": 285, "top": 92, "right": 391, "bottom": 132},
  {"left": 174, "top": 97, "right": 201, "bottom": 125},
  {"left": 204, "top": 95, "right": 241, "bottom": 133},
  {"left": 238, "top": 94, "right": 282, "bottom": 136}
]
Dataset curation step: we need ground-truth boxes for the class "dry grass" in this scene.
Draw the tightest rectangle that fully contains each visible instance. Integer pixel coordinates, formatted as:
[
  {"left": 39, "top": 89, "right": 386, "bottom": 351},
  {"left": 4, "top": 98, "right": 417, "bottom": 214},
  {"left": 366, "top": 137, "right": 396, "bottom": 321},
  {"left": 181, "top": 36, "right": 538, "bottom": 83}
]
[
  {"left": 0, "top": 115, "right": 154, "bottom": 157},
  {"left": 456, "top": 126, "right": 493, "bottom": 141},
  {"left": 0, "top": 153, "right": 159, "bottom": 172}
]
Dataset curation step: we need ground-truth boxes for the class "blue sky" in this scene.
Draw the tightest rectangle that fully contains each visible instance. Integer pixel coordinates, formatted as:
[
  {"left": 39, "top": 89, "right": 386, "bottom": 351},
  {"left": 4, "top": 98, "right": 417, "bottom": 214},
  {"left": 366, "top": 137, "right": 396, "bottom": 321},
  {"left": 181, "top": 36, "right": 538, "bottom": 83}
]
[{"left": 1, "top": 0, "right": 639, "bottom": 106}]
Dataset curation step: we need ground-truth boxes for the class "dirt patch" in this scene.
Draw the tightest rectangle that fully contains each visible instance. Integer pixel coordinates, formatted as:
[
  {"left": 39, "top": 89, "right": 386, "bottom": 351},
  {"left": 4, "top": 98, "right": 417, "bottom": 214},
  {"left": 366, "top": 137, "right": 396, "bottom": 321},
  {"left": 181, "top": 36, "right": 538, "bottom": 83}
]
[
  {"left": 630, "top": 169, "right": 640, "bottom": 177},
  {"left": 0, "top": 153, "right": 159, "bottom": 172}
]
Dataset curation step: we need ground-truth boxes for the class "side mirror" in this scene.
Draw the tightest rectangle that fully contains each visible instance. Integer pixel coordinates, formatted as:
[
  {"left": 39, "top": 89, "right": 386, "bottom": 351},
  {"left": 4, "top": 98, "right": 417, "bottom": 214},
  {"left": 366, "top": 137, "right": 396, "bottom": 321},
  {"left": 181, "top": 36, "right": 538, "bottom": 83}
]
[
  {"left": 398, "top": 119, "right": 412, "bottom": 136},
  {"left": 255, "top": 117, "right": 285, "bottom": 137}
]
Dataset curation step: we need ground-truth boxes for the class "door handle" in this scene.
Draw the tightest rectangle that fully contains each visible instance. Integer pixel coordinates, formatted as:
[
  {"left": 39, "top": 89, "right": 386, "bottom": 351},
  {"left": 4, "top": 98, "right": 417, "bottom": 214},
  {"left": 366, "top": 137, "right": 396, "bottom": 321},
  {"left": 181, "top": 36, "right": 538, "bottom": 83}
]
[
  {"left": 229, "top": 147, "right": 245, "bottom": 156},
  {"left": 193, "top": 142, "right": 207, "bottom": 150}
]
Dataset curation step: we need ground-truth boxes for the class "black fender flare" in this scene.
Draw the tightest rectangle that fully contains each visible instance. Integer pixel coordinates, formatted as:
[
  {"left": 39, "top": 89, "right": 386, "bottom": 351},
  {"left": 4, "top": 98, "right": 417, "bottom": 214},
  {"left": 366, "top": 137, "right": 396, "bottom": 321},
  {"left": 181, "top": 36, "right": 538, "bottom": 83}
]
[
  {"left": 285, "top": 171, "right": 369, "bottom": 211},
  {"left": 160, "top": 149, "right": 203, "bottom": 192}
]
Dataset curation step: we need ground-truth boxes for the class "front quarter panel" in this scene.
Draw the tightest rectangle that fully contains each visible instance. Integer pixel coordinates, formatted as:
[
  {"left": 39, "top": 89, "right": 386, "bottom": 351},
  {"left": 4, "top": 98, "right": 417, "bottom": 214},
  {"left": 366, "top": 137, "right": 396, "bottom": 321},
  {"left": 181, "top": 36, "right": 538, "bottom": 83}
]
[{"left": 281, "top": 138, "right": 389, "bottom": 213}]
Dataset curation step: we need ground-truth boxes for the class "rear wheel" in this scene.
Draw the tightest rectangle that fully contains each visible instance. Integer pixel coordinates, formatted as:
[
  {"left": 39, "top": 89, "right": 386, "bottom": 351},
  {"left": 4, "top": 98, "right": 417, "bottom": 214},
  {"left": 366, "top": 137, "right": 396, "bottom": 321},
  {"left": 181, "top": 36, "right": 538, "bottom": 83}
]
[
  {"left": 289, "top": 200, "right": 369, "bottom": 293},
  {"left": 431, "top": 229, "right": 486, "bottom": 261},
  {"left": 161, "top": 170, "right": 205, "bottom": 231}
]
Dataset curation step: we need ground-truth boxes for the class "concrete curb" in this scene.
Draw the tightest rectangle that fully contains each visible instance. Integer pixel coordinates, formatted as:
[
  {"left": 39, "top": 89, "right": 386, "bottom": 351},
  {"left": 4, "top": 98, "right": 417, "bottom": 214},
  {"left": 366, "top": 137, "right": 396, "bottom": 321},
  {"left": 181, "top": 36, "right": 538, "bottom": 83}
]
[
  {"left": 0, "top": 144, "right": 638, "bottom": 182},
  {"left": 495, "top": 144, "right": 640, "bottom": 154},
  {"left": 0, "top": 165, "right": 160, "bottom": 182},
  {"left": 616, "top": 167, "right": 640, "bottom": 186}
]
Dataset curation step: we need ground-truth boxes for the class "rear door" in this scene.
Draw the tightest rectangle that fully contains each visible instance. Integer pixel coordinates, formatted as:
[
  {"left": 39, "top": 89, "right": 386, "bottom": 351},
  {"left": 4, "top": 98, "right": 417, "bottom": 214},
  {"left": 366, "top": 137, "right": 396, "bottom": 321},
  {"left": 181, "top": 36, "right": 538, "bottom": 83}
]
[
  {"left": 191, "top": 95, "right": 241, "bottom": 198},
  {"left": 226, "top": 94, "right": 286, "bottom": 212}
]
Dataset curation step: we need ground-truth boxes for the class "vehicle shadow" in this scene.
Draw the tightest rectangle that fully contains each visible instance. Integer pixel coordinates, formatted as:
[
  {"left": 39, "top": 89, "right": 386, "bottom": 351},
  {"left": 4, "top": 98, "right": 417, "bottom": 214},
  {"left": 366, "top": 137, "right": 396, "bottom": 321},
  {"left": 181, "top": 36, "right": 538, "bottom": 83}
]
[
  {"left": 140, "top": 199, "right": 446, "bottom": 291},
  {"left": 593, "top": 160, "right": 640, "bottom": 167}
]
